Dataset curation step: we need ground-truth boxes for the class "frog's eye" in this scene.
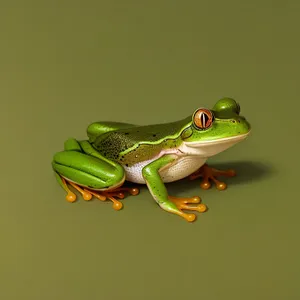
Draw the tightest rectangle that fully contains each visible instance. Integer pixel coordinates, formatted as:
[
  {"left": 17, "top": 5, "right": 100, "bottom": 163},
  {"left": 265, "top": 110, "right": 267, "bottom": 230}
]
[{"left": 193, "top": 108, "right": 214, "bottom": 129}]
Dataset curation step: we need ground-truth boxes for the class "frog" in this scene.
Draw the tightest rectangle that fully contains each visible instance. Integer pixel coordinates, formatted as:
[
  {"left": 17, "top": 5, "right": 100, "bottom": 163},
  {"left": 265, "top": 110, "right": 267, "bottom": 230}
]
[{"left": 52, "top": 97, "right": 251, "bottom": 222}]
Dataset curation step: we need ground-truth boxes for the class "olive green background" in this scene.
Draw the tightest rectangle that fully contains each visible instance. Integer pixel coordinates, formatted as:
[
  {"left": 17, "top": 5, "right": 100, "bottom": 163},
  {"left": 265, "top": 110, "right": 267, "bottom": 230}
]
[{"left": 1, "top": 1, "right": 299, "bottom": 299}]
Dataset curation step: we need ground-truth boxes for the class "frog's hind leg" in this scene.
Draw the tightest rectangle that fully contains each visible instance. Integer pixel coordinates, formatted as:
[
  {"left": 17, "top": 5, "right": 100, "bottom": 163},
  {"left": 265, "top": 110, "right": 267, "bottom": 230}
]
[
  {"left": 189, "top": 163, "right": 236, "bottom": 190},
  {"left": 52, "top": 139, "right": 139, "bottom": 210},
  {"left": 54, "top": 172, "right": 77, "bottom": 203},
  {"left": 53, "top": 138, "right": 94, "bottom": 202},
  {"left": 54, "top": 169, "right": 140, "bottom": 211},
  {"left": 88, "top": 186, "right": 139, "bottom": 210}
]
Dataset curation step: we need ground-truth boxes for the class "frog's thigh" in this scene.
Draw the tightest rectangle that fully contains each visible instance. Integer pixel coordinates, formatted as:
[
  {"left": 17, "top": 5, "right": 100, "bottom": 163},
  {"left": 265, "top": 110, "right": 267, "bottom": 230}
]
[
  {"left": 52, "top": 150, "right": 125, "bottom": 190},
  {"left": 63, "top": 138, "right": 82, "bottom": 151}
]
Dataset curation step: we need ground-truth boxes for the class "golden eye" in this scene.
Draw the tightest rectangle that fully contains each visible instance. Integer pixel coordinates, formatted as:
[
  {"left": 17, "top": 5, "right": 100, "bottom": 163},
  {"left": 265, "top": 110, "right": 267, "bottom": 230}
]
[{"left": 193, "top": 108, "right": 214, "bottom": 129}]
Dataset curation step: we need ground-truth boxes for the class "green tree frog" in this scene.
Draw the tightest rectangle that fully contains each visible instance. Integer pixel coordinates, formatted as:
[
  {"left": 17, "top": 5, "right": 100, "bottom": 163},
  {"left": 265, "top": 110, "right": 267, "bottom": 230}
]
[{"left": 52, "top": 98, "right": 251, "bottom": 222}]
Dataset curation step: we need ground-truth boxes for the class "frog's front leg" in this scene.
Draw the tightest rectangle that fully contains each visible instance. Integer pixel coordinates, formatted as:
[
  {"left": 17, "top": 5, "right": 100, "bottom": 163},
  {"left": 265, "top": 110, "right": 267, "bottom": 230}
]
[
  {"left": 142, "top": 155, "right": 207, "bottom": 222},
  {"left": 52, "top": 138, "right": 139, "bottom": 210},
  {"left": 189, "top": 164, "right": 236, "bottom": 190}
]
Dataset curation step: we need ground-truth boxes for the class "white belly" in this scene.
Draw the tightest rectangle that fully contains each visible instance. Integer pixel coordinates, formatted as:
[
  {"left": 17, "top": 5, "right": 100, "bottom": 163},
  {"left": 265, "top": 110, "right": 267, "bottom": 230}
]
[{"left": 124, "top": 155, "right": 207, "bottom": 184}]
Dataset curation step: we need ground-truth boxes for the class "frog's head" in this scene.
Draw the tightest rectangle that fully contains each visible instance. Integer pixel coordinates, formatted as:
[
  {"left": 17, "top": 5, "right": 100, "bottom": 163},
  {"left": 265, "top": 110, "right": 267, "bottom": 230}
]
[{"left": 180, "top": 98, "right": 251, "bottom": 157}]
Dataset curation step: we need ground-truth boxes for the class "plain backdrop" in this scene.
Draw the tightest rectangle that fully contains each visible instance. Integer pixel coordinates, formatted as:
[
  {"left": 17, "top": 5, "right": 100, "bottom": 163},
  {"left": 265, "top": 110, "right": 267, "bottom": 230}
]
[{"left": 1, "top": 1, "right": 299, "bottom": 300}]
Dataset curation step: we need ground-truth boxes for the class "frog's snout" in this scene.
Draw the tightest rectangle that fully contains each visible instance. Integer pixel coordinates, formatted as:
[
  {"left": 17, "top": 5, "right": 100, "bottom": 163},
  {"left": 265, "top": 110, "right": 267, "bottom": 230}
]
[{"left": 239, "top": 117, "right": 251, "bottom": 132}]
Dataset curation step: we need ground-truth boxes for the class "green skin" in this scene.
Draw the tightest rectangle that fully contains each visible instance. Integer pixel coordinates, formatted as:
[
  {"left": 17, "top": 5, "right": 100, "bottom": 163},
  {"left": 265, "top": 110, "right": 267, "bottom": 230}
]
[{"left": 52, "top": 98, "right": 251, "bottom": 220}]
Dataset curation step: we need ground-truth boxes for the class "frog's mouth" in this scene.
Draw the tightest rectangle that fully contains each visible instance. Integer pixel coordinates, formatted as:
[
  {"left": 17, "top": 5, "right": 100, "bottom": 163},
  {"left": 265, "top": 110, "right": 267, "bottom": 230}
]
[{"left": 181, "top": 131, "right": 250, "bottom": 157}]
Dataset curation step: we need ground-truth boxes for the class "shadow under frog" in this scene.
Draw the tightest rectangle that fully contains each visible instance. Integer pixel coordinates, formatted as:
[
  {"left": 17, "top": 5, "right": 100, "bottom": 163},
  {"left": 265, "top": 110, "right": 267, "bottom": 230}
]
[{"left": 165, "top": 160, "right": 275, "bottom": 196}]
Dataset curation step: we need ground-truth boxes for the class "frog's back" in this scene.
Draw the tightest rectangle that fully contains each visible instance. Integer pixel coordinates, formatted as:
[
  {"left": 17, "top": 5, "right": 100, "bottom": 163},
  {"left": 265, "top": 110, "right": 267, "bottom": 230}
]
[
  {"left": 87, "top": 121, "right": 137, "bottom": 142},
  {"left": 91, "top": 117, "right": 191, "bottom": 162}
]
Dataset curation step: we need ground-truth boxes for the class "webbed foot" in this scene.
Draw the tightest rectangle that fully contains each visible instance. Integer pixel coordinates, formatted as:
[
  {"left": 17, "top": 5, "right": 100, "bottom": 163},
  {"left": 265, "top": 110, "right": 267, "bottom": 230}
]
[
  {"left": 167, "top": 195, "right": 207, "bottom": 222},
  {"left": 189, "top": 164, "right": 236, "bottom": 190},
  {"left": 61, "top": 177, "right": 139, "bottom": 210}
]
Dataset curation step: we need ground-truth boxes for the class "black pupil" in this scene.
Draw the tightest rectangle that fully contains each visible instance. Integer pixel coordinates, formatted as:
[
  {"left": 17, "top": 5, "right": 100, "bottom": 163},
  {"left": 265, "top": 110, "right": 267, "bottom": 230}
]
[{"left": 201, "top": 113, "right": 209, "bottom": 127}]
